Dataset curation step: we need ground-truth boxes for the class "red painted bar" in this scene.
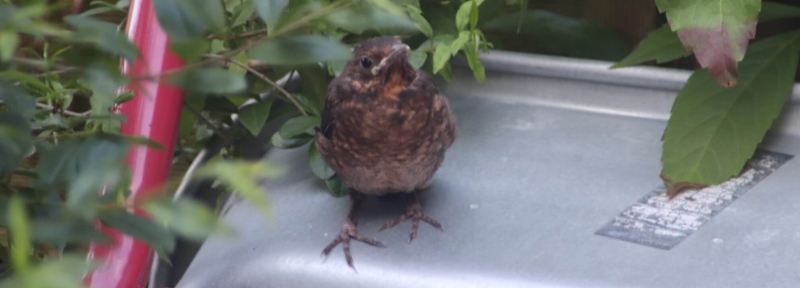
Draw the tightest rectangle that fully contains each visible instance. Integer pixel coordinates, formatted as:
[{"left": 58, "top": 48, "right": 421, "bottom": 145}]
[{"left": 84, "top": 0, "right": 185, "bottom": 287}]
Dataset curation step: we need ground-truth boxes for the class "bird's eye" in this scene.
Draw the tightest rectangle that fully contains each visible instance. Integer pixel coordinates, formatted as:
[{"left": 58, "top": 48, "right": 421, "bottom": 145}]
[{"left": 360, "top": 57, "right": 373, "bottom": 69}]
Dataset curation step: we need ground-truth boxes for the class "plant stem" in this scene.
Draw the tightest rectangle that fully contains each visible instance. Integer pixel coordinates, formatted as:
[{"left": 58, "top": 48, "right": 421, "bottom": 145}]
[{"left": 206, "top": 54, "right": 308, "bottom": 117}]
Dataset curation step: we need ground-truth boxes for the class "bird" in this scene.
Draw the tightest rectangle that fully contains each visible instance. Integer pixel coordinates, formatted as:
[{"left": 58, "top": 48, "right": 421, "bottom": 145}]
[{"left": 314, "top": 36, "right": 458, "bottom": 270}]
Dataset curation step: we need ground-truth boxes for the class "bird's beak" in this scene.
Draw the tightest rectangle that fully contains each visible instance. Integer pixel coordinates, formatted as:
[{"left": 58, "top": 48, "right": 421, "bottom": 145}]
[{"left": 372, "top": 44, "right": 411, "bottom": 76}]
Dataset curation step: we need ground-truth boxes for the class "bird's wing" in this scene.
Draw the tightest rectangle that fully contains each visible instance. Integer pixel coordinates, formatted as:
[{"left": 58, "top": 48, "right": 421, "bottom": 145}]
[
  {"left": 319, "top": 76, "right": 347, "bottom": 140},
  {"left": 432, "top": 91, "right": 458, "bottom": 150}
]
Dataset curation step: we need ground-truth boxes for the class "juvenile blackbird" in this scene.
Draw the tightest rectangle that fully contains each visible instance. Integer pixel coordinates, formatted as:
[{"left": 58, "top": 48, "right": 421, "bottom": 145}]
[{"left": 315, "top": 36, "right": 458, "bottom": 270}]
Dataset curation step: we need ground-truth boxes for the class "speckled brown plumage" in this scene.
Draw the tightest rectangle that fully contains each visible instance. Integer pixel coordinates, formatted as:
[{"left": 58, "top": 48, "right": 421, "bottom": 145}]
[{"left": 316, "top": 36, "right": 457, "bottom": 270}]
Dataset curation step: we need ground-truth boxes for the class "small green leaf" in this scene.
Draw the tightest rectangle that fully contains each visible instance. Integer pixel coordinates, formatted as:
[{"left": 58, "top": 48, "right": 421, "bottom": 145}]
[
  {"left": 325, "top": 176, "right": 349, "bottom": 198},
  {"left": 271, "top": 132, "right": 313, "bottom": 149},
  {"left": 611, "top": 24, "right": 692, "bottom": 69},
  {"left": 433, "top": 42, "right": 451, "bottom": 74},
  {"left": 228, "top": 52, "right": 249, "bottom": 76},
  {"left": 450, "top": 31, "right": 470, "bottom": 55},
  {"left": 0, "top": 30, "right": 18, "bottom": 62},
  {"left": 455, "top": 0, "right": 483, "bottom": 30},
  {"left": 291, "top": 93, "right": 323, "bottom": 117},
  {"left": 144, "top": 197, "right": 232, "bottom": 240},
  {"left": 231, "top": 0, "right": 256, "bottom": 27},
  {"left": 249, "top": 36, "right": 352, "bottom": 66},
  {"left": 409, "top": 49, "right": 428, "bottom": 69},
  {"left": 308, "top": 143, "right": 335, "bottom": 180},
  {"left": 278, "top": 116, "right": 320, "bottom": 139},
  {"left": 297, "top": 65, "right": 329, "bottom": 110},
  {"left": 254, "top": 0, "right": 288, "bottom": 24},
  {"left": 469, "top": 0, "right": 479, "bottom": 30},
  {"left": 661, "top": 30, "right": 800, "bottom": 188},
  {"left": 238, "top": 99, "right": 273, "bottom": 136},
  {"left": 464, "top": 43, "right": 486, "bottom": 84},
  {"left": 8, "top": 195, "right": 31, "bottom": 273},
  {"left": 194, "top": 159, "right": 284, "bottom": 216},
  {"left": 98, "top": 209, "right": 176, "bottom": 260},
  {"left": 407, "top": 5, "right": 433, "bottom": 38},
  {"left": 169, "top": 68, "right": 247, "bottom": 94}
]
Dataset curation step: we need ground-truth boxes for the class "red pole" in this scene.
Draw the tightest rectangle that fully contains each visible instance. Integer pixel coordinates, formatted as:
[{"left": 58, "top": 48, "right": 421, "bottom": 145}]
[{"left": 84, "top": 0, "right": 186, "bottom": 287}]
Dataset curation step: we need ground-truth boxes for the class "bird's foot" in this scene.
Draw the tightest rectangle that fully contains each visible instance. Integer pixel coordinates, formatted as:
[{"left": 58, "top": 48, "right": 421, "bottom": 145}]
[
  {"left": 379, "top": 199, "right": 443, "bottom": 243},
  {"left": 321, "top": 217, "right": 386, "bottom": 270}
]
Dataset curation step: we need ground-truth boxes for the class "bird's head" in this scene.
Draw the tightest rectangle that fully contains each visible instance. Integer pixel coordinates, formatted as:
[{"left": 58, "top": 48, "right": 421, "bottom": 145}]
[{"left": 343, "top": 36, "right": 416, "bottom": 96}]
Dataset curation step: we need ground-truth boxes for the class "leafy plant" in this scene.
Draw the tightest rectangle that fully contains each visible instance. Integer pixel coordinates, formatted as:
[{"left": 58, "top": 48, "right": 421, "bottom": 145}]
[{"left": 612, "top": 1, "right": 800, "bottom": 195}]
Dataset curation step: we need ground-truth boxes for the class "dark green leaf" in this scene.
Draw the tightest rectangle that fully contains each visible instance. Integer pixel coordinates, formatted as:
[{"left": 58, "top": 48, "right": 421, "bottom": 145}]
[
  {"left": 153, "top": 0, "right": 206, "bottom": 40},
  {"left": 98, "top": 209, "right": 175, "bottom": 258},
  {"left": 297, "top": 65, "right": 329, "bottom": 110},
  {"left": 169, "top": 68, "right": 247, "bottom": 94},
  {"left": 175, "top": 0, "right": 226, "bottom": 34},
  {"left": 67, "top": 135, "right": 130, "bottom": 209},
  {"left": 325, "top": 176, "right": 349, "bottom": 197},
  {"left": 144, "top": 197, "right": 232, "bottom": 240},
  {"left": 270, "top": 132, "right": 313, "bottom": 149},
  {"left": 308, "top": 143, "right": 335, "bottom": 179},
  {"left": 291, "top": 93, "right": 322, "bottom": 117},
  {"left": 0, "top": 81, "right": 35, "bottom": 119},
  {"left": 760, "top": 1, "right": 800, "bottom": 22},
  {"left": 0, "top": 113, "right": 33, "bottom": 176},
  {"left": 483, "top": 10, "right": 630, "bottom": 61},
  {"left": 279, "top": 116, "right": 320, "bottom": 139},
  {"left": 249, "top": 36, "right": 352, "bottom": 66},
  {"left": 203, "top": 95, "right": 239, "bottom": 113},
  {"left": 406, "top": 5, "right": 433, "bottom": 38},
  {"left": 254, "top": 0, "right": 288, "bottom": 24},
  {"left": 231, "top": 0, "right": 256, "bottom": 27},
  {"left": 65, "top": 15, "right": 139, "bottom": 62},
  {"left": 238, "top": 99, "right": 273, "bottom": 136},
  {"left": 327, "top": 2, "right": 415, "bottom": 34},
  {"left": 661, "top": 30, "right": 800, "bottom": 188},
  {"left": 611, "top": 24, "right": 692, "bottom": 69},
  {"left": 169, "top": 38, "right": 210, "bottom": 62}
]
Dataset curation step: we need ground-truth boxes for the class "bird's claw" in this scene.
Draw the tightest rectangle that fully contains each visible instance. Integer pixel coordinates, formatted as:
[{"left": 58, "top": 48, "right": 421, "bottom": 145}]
[
  {"left": 321, "top": 218, "right": 386, "bottom": 270},
  {"left": 379, "top": 200, "right": 443, "bottom": 243}
]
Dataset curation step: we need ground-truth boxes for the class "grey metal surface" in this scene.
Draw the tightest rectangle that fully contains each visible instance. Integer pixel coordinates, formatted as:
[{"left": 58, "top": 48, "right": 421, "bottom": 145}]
[{"left": 177, "top": 51, "right": 800, "bottom": 288}]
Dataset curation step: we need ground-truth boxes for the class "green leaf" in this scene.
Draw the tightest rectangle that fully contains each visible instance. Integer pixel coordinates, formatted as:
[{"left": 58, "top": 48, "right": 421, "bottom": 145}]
[
  {"left": 144, "top": 197, "right": 232, "bottom": 240},
  {"left": 249, "top": 36, "right": 352, "bottom": 66},
  {"left": 409, "top": 49, "right": 428, "bottom": 69},
  {"left": 169, "top": 38, "right": 210, "bottom": 62},
  {"left": 169, "top": 68, "right": 247, "bottom": 94},
  {"left": 291, "top": 93, "right": 323, "bottom": 117},
  {"left": 449, "top": 31, "right": 470, "bottom": 56},
  {"left": 0, "top": 30, "right": 18, "bottom": 62},
  {"left": 325, "top": 176, "right": 349, "bottom": 198},
  {"left": 432, "top": 42, "right": 451, "bottom": 74},
  {"left": 365, "top": 0, "right": 406, "bottom": 15},
  {"left": 655, "top": 0, "right": 761, "bottom": 86},
  {"left": 152, "top": 0, "right": 206, "bottom": 41},
  {"left": 464, "top": 43, "right": 485, "bottom": 84},
  {"left": 0, "top": 81, "right": 35, "bottom": 119},
  {"left": 327, "top": 3, "right": 415, "bottom": 34},
  {"left": 297, "top": 65, "right": 329, "bottom": 110},
  {"left": 228, "top": 51, "right": 249, "bottom": 76},
  {"left": 611, "top": 24, "right": 692, "bottom": 69},
  {"left": 238, "top": 99, "right": 273, "bottom": 136},
  {"left": 194, "top": 159, "right": 284, "bottom": 216},
  {"left": 270, "top": 131, "right": 313, "bottom": 149},
  {"left": 175, "top": 0, "right": 226, "bottom": 34},
  {"left": 661, "top": 30, "right": 800, "bottom": 189},
  {"left": 0, "top": 113, "right": 33, "bottom": 176},
  {"left": 3, "top": 256, "right": 96, "bottom": 288},
  {"left": 483, "top": 10, "right": 630, "bottom": 61},
  {"left": 455, "top": 0, "right": 483, "bottom": 30},
  {"left": 254, "top": 0, "right": 288, "bottom": 24},
  {"left": 7, "top": 196, "right": 31, "bottom": 273},
  {"left": 67, "top": 135, "right": 130, "bottom": 209},
  {"left": 98, "top": 209, "right": 175, "bottom": 260},
  {"left": 231, "top": 0, "right": 256, "bottom": 27},
  {"left": 308, "top": 143, "right": 335, "bottom": 179},
  {"left": 469, "top": 0, "right": 479, "bottom": 30},
  {"left": 64, "top": 15, "right": 139, "bottom": 62},
  {"left": 278, "top": 116, "right": 320, "bottom": 139},
  {"left": 760, "top": 1, "right": 800, "bottom": 22},
  {"left": 406, "top": 4, "right": 433, "bottom": 38}
]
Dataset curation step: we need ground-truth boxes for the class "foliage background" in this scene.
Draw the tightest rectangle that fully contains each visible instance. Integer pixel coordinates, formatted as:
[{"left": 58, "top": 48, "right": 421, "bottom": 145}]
[{"left": 1, "top": 0, "right": 800, "bottom": 287}]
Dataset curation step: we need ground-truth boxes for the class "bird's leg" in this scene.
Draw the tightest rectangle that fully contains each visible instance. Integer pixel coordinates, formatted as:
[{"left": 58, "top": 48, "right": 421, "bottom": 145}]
[
  {"left": 321, "top": 191, "right": 386, "bottom": 270},
  {"left": 379, "top": 192, "right": 443, "bottom": 243}
]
